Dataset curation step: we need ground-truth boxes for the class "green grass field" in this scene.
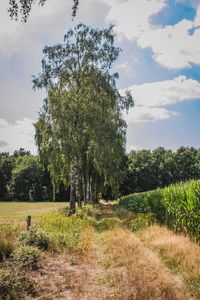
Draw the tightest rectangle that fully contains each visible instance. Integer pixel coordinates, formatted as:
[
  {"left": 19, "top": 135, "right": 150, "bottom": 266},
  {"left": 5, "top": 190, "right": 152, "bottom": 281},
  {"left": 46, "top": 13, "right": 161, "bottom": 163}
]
[{"left": 0, "top": 202, "right": 68, "bottom": 220}]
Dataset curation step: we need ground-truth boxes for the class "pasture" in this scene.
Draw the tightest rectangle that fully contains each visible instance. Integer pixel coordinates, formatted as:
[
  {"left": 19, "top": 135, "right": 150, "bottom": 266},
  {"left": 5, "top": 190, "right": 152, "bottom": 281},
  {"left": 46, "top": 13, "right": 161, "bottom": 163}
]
[{"left": 0, "top": 202, "right": 67, "bottom": 220}]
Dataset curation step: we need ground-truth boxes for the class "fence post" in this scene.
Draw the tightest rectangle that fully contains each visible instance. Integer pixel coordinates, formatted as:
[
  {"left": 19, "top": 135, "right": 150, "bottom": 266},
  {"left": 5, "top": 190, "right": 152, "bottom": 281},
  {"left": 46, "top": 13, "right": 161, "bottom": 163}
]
[{"left": 26, "top": 215, "right": 31, "bottom": 231}]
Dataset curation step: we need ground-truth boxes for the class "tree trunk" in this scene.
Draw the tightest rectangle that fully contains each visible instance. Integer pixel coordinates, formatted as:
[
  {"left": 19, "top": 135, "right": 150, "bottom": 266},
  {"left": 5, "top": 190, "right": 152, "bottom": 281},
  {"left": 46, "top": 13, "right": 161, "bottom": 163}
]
[
  {"left": 86, "top": 178, "right": 91, "bottom": 203},
  {"left": 69, "top": 159, "right": 77, "bottom": 215}
]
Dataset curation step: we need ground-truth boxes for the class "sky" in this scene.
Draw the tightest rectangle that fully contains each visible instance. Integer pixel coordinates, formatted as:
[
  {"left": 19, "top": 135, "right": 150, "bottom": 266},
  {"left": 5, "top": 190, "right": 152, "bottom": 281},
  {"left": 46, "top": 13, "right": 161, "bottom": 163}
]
[{"left": 0, "top": 0, "right": 200, "bottom": 154}]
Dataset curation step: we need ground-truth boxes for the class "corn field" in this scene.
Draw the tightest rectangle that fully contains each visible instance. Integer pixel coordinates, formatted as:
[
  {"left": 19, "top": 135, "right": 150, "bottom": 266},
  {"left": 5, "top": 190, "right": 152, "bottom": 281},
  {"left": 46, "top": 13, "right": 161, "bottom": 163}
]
[{"left": 119, "top": 180, "right": 200, "bottom": 240}]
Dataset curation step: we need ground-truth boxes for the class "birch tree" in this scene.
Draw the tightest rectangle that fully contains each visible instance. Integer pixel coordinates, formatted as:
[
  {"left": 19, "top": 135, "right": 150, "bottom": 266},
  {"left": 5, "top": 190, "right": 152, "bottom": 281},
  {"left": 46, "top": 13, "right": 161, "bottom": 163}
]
[{"left": 33, "top": 24, "right": 133, "bottom": 214}]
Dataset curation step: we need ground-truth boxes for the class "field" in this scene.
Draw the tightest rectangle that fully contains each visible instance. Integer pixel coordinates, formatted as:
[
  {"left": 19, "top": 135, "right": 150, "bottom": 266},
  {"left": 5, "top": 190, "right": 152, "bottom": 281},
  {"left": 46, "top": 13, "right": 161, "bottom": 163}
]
[
  {"left": 119, "top": 180, "right": 200, "bottom": 240},
  {"left": 0, "top": 199, "right": 199, "bottom": 300},
  {"left": 0, "top": 202, "right": 67, "bottom": 220}
]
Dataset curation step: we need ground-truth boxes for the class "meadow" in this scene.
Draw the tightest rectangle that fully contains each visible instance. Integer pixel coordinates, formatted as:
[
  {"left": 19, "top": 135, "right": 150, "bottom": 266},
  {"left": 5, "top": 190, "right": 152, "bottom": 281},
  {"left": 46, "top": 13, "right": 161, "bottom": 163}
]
[
  {"left": 0, "top": 202, "right": 67, "bottom": 220},
  {"left": 0, "top": 196, "right": 199, "bottom": 299}
]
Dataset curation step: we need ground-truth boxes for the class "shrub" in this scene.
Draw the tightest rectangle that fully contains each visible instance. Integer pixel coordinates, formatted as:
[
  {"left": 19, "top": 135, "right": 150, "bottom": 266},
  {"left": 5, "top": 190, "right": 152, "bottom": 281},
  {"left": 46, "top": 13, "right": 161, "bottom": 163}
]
[
  {"left": 0, "top": 269, "right": 22, "bottom": 300},
  {"left": 95, "top": 218, "right": 121, "bottom": 232},
  {"left": 19, "top": 228, "right": 49, "bottom": 250},
  {"left": 12, "top": 245, "right": 41, "bottom": 270},
  {"left": 130, "top": 213, "right": 157, "bottom": 231},
  {"left": 0, "top": 238, "right": 14, "bottom": 261}
]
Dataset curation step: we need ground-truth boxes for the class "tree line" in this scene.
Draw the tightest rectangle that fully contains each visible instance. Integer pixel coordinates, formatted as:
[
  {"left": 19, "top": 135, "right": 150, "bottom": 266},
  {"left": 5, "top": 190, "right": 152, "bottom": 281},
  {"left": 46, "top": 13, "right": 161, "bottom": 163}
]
[
  {"left": 121, "top": 146, "right": 200, "bottom": 195},
  {"left": 0, "top": 146, "right": 200, "bottom": 202}
]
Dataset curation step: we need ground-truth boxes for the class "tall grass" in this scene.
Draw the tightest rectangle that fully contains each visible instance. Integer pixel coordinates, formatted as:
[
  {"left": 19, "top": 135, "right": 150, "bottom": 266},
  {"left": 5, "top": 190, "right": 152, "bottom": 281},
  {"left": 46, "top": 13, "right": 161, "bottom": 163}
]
[
  {"left": 119, "top": 180, "right": 200, "bottom": 240},
  {"left": 39, "top": 213, "right": 94, "bottom": 254}
]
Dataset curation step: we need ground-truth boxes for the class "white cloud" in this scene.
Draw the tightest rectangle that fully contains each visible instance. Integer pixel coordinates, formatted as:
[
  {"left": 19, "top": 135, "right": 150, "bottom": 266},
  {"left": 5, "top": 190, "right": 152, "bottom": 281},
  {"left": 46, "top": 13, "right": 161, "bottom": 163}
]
[
  {"left": 106, "top": 0, "right": 200, "bottom": 69},
  {"left": 122, "top": 75, "right": 200, "bottom": 107},
  {"left": 138, "top": 18, "right": 200, "bottom": 69},
  {"left": 0, "top": 0, "right": 73, "bottom": 58},
  {"left": 106, "top": 0, "right": 166, "bottom": 40},
  {"left": 123, "top": 75, "right": 200, "bottom": 123},
  {"left": 0, "top": 118, "right": 36, "bottom": 153},
  {"left": 126, "top": 106, "right": 179, "bottom": 123}
]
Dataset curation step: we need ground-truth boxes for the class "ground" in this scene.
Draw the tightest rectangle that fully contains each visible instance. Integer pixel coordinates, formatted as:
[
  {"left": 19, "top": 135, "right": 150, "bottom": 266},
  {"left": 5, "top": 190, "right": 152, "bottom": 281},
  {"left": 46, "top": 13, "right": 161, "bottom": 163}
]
[{"left": 0, "top": 201, "right": 199, "bottom": 299}]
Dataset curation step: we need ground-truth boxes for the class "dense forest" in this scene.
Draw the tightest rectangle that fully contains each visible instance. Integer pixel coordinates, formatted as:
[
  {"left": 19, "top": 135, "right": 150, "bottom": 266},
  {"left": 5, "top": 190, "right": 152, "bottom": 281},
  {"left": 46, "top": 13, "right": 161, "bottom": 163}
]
[{"left": 1, "top": 146, "right": 200, "bottom": 202}]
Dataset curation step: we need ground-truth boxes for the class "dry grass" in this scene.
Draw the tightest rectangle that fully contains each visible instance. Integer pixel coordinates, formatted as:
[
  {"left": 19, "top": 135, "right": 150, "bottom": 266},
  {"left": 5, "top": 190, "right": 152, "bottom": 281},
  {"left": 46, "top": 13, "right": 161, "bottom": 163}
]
[
  {"left": 1, "top": 202, "right": 199, "bottom": 300},
  {"left": 138, "top": 225, "right": 200, "bottom": 299},
  {"left": 29, "top": 253, "right": 87, "bottom": 300},
  {"left": 101, "top": 227, "right": 191, "bottom": 300}
]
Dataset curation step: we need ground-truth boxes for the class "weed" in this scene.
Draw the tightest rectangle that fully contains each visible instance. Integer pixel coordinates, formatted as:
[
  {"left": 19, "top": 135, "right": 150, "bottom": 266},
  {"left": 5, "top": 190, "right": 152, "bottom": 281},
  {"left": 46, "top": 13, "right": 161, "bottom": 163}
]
[
  {"left": 0, "top": 238, "right": 14, "bottom": 262},
  {"left": 39, "top": 213, "right": 94, "bottom": 254},
  {"left": 130, "top": 213, "right": 157, "bottom": 231},
  {"left": 0, "top": 269, "right": 22, "bottom": 300},
  {"left": 95, "top": 217, "right": 121, "bottom": 232},
  {"left": 19, "top": 228, "right": 49, "bottom": 250},
  {"left": 12, "top": 245, "right": 41, "bottom": 270}
]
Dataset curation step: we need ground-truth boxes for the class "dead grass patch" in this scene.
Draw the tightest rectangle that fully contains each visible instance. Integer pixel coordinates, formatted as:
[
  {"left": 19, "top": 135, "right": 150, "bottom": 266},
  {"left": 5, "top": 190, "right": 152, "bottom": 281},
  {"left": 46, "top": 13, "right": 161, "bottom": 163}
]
[
  {"left": 101, "top": 227, "right": 190, "bottom": 300},
  {"left": 139, "top": 225, "right": 200, "bottom": 299}
]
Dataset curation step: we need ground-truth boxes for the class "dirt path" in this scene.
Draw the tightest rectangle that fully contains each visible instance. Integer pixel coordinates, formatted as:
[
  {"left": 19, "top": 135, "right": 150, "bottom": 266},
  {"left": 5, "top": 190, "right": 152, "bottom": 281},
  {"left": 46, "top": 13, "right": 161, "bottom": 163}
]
[{"left": 30, "top": 203, "right": 196, "bottom": 300}]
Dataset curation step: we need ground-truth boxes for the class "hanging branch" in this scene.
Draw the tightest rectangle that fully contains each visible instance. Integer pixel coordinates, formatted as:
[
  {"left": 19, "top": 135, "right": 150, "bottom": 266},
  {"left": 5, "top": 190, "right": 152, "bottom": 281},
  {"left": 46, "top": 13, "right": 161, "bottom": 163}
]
[{"left": 8, "top": 0, "right": 79, "bottom": 22}]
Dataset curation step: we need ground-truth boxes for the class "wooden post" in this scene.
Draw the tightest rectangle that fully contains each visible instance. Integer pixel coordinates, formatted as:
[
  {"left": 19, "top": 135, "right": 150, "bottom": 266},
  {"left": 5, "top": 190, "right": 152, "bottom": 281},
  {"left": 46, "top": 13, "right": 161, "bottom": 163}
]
[{"left": 26, "top": 215, "right": 31, "bottom": 231}]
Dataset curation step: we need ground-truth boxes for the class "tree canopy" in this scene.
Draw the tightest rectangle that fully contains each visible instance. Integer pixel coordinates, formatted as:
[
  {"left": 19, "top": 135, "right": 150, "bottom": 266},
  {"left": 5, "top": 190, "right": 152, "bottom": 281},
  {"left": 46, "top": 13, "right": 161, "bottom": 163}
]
[
  {"left": 120, "top": 146, "right": 200, "bottom": 195},
  {"left": 33, "top": 23, "right": 133, "bottom": 213},
  {"left": 8, "top": 0, "right": 79, "bottom": 22}
]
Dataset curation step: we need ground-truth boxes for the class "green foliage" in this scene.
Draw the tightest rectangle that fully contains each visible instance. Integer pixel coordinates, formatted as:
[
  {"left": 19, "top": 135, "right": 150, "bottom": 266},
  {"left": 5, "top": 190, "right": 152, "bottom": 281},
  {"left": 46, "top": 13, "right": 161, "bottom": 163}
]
[
  {"left": 34, "top": 23, "right": 133, "bottom": 210},
  {"left": 39, "top": 213, "right": 93, "bottom": 253},
  {"left": 0, "top": 152, "right": 14, "bottom": 200},
  {"left": 8, "top": 0, "right": 79, "bottom": 22},
  {"left": 10, "top": 155, "right": 45, "bottom": 201},
  {"left": 130, "top": 213, "right": 157, "bottom": 231},
  {"left": 19, "top": 228, "right": 49, "bottom": 250},
  {"left": 121, "top": 146, "right": 200, "bottom": 195},
  {"left": 95, "top": 217, "right": 121, "bottom": 232},
  {"left": 119, "top": 193, "right": 151, "bottom": 213},
  {"left": 0, "top": 269, "right": 22, "bottom": 300},
  {"left": 0, "top": 239, "right": 14, "bottom": 262},
  {"left": 119, "top": 180, "right": 200, "bottom": 240},
  {"left": 162, "top": 181, "right": 200, "bottom": 238},
  {"left": 0, "top": 268, "right": 35, "bottom": 299},
  {"left": 12, "top": 245, "right": 41, "bottom": 270}
]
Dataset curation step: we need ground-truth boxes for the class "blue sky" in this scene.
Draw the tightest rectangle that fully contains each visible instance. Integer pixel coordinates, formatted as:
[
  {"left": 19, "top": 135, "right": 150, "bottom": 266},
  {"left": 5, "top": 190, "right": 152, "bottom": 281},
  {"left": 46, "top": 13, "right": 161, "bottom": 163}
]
[{"left": 0, "top": 0, "right": 200, "bottom": 153}]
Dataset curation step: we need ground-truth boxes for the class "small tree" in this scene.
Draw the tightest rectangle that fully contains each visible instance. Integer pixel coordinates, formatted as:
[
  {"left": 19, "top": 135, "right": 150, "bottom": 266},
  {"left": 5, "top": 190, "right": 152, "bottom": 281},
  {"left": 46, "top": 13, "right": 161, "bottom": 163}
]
[{"left": 34, "top": 24, "right": 133, "bottom": 213}]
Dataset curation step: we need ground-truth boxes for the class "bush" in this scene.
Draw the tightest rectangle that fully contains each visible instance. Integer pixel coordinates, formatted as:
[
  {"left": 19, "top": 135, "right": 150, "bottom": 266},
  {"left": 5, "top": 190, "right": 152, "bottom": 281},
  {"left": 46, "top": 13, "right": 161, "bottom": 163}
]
[
  {"left": 0, "top": 238, "right": 14, "bottom": 262},
  {"left": 0, "top": 269, "right": 22, "bottom": 300},
  {"left": 130, "top": 213, "right": 157, "bottom": 231},
  {"left": 12, "top": 245, "right": 41, "bottom": 270},
  {"left": 95, "top": 218, "right": 121, "bottom": 232},
  {"left": 19, "top": 228, "right": 49, "bottom": 250}
]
